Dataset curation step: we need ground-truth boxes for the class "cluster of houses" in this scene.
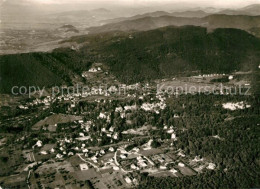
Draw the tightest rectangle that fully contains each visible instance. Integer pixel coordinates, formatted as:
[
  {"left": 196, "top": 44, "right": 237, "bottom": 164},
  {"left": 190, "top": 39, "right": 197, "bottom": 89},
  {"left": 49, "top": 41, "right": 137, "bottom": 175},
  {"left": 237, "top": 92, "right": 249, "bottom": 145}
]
[
  {"left": 192, "top": 73, "right": 236, "bottom": 81},
  {"left": 81, "top": 67, "right": 102, "bottom": 77},
  {"left": 141, "top": 101, "right": 166, "bottom": 114},
  {"left": 113, "top": 92, "right": 167, "bottom": 116},
  {"left": 30, "top": 117, "right": 216, "bottom": 185},
  {"left": 53, "top": 135, "right": 116, "bottom": 161},
  {"left": 193, "top": 73, "right": 227, "bottom": 79},
  {"left": 20, "top": 76, "right": 221, "bottom": 188},
  {"left": 222, "top": 101, "right": 251, "bottom": 111},
  {"left": 17, "top": 84, "right": 140, "bottom": 112},
  {"left": 18, "top": 96, "right": 54, "bottom": 110},
  {"left": 188, "top": 155, "right": 217, "bottom": 172},
  {"left": 164, "top": 125, "right": 178, "bottom": 141},
  {"left": 100, "top": 126, "right": 119, "bottom": 140},
  {"left": 139, "top": 93, "right": 167, "bottom": 114},
  {"left": 115, "top": 104, "right": 137, "bottom": 119},
  {"left": 34, "top": 117, "right": 120, "bottom": 161}
]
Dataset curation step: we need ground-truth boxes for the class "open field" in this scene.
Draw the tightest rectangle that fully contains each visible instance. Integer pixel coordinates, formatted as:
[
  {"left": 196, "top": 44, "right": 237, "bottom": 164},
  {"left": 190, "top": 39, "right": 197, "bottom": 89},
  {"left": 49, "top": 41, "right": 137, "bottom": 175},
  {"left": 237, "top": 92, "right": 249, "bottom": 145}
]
[{"left": 32, "top": 113, "right": 82, "bottom": 130}]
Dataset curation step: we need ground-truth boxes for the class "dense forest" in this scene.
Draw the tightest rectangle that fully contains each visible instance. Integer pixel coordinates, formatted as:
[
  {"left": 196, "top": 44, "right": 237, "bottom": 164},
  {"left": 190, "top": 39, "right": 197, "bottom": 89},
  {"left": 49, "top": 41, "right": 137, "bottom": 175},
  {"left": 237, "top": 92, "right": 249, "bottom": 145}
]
[
  {"left": 0, "top": 50, "right": 93, "bottom": 93},
  {"left": 99, "top": 26, "right": 260, "bottom": 83},
  {"left": 138, "top": 94, "right": 260, "bottom": 188}
]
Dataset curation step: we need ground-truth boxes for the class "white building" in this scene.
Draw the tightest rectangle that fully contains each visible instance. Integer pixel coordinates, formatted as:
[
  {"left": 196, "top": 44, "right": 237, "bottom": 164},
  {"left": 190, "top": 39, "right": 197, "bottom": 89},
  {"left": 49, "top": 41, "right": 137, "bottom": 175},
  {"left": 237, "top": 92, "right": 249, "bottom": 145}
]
[
  {"left": 79, "top": 164, "right": 89, "bottom": 170},
  {"left": 35, "top": 140, "right": 42, "bottom": 148},
  {"left": 40, "top": 151, "right": 48, "bottom": 155},
  {"left": 109, "top": 147, "right": 115, "bottom": 152},
  {"left": 178, "top": 162, "right": 185, "bottom": 167},
  {"left": 99, "top": 112, "right": 107, "bottom": 119},
  {"left": 131, "top": 164, "right": 137, "bottom": 170},
  {"left": 56, "top": 154, "right": 63, "bottom": 159},
  {"left": 228, "top": 75, "right": 234, "bottom": 80},
  {"left": 207, "top": 163, "right": 216, "bottom": 170},
  {"left": 171, "top": 133, "right": 177, "bottom": 141},
  {"left": 160, "top": 165, "right": 167, "bottom": 170},
  {"left": 88, "top": 68, "right": 98, "bottom": 72},
  {"left": 120, "top": 154, "right": 127, "bottom": 159},
  {"left": 125, "top": 177, "right": 132, "bottom": 184}
]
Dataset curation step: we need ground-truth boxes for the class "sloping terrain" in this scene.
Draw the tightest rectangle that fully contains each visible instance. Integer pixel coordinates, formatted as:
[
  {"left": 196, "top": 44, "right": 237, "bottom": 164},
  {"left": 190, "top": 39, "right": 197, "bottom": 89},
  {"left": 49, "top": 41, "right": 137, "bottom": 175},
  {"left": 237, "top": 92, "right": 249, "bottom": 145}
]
[
  {"left": 96, "top": 26, "right": 260, "bottom": 83},
  {"left": 205, "top": 15, "right": 260, "bottom": 30},
  {"left": 88, "top": 16, "right": 202, "bottom": 33},
  {"left": 101, "top": 10, "right": 209, "bottom": 25},
  {"left": 33, "top": 114, "right": 82, "bottom": 130},
  {"left": 87, "top": 15, "right": 260, "bottom": 38},
  {"left": 216, "top": 4, "right": 260, "bottom": 16},
  {"left": 239, "top": 4, "right": 260, "bottom": 16},
  {"left": 1, "top": 26, "right": 260, "bottom": 94},
  {"left": 0, "top": 54, "right": 64, "bottom": 93},
  {"left": 0, "top": 50, "right": 92, "bottom": 93}
]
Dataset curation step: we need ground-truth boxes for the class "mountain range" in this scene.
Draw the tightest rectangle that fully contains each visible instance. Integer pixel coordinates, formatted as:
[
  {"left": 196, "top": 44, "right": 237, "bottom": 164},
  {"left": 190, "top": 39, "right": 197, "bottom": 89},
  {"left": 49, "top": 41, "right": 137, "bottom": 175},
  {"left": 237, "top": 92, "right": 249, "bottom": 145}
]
[
  {"left": 101, "top": 4, "right": 260, "bottom": 25},
  {"left": 87, "top": 14, "right": 260, "bottom": 38},
  {"left": 2, "top": 3, "right": 260, "bottom": 29},
  {"left": 1, "top": 4, "right": 260, "bottom": 94}
]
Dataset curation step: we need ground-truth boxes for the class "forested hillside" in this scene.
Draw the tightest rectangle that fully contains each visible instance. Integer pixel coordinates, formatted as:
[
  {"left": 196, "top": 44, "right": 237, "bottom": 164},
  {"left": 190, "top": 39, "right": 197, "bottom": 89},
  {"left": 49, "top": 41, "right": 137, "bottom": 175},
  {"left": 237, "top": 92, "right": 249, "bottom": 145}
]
[
  {"left": 98, "top": 26, "right": 260, "bottom": 83},
  {"left": 0, "top": 54, "right": 64, "bottom": 93},
  {"left": 139, "top": 94, "right": 260, "bottom": 188},
  {"left": 1, "top": 26, "right": 260, "bottom": 93},
  {"left": 0, "top": 50, "right": 92, "bottom": 93}
]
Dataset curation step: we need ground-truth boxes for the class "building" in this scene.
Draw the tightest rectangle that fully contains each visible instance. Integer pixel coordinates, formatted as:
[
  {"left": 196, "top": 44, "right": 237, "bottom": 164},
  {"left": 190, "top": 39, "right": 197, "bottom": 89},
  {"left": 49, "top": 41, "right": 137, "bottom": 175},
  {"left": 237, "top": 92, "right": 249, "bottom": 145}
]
[{"left": 79, "top": 164, "right": 89, "bottom": 170}]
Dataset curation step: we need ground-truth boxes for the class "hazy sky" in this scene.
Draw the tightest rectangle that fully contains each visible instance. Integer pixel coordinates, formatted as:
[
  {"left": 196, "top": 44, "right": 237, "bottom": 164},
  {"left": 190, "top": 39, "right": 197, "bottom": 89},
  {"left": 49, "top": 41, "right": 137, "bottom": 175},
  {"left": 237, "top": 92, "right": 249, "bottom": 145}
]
[
  {"left": 1, "top": 0, "right": 260, "bottom": 18},
  {"left": 3, "top": 0, "right": 260, "bottom": 8}
]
